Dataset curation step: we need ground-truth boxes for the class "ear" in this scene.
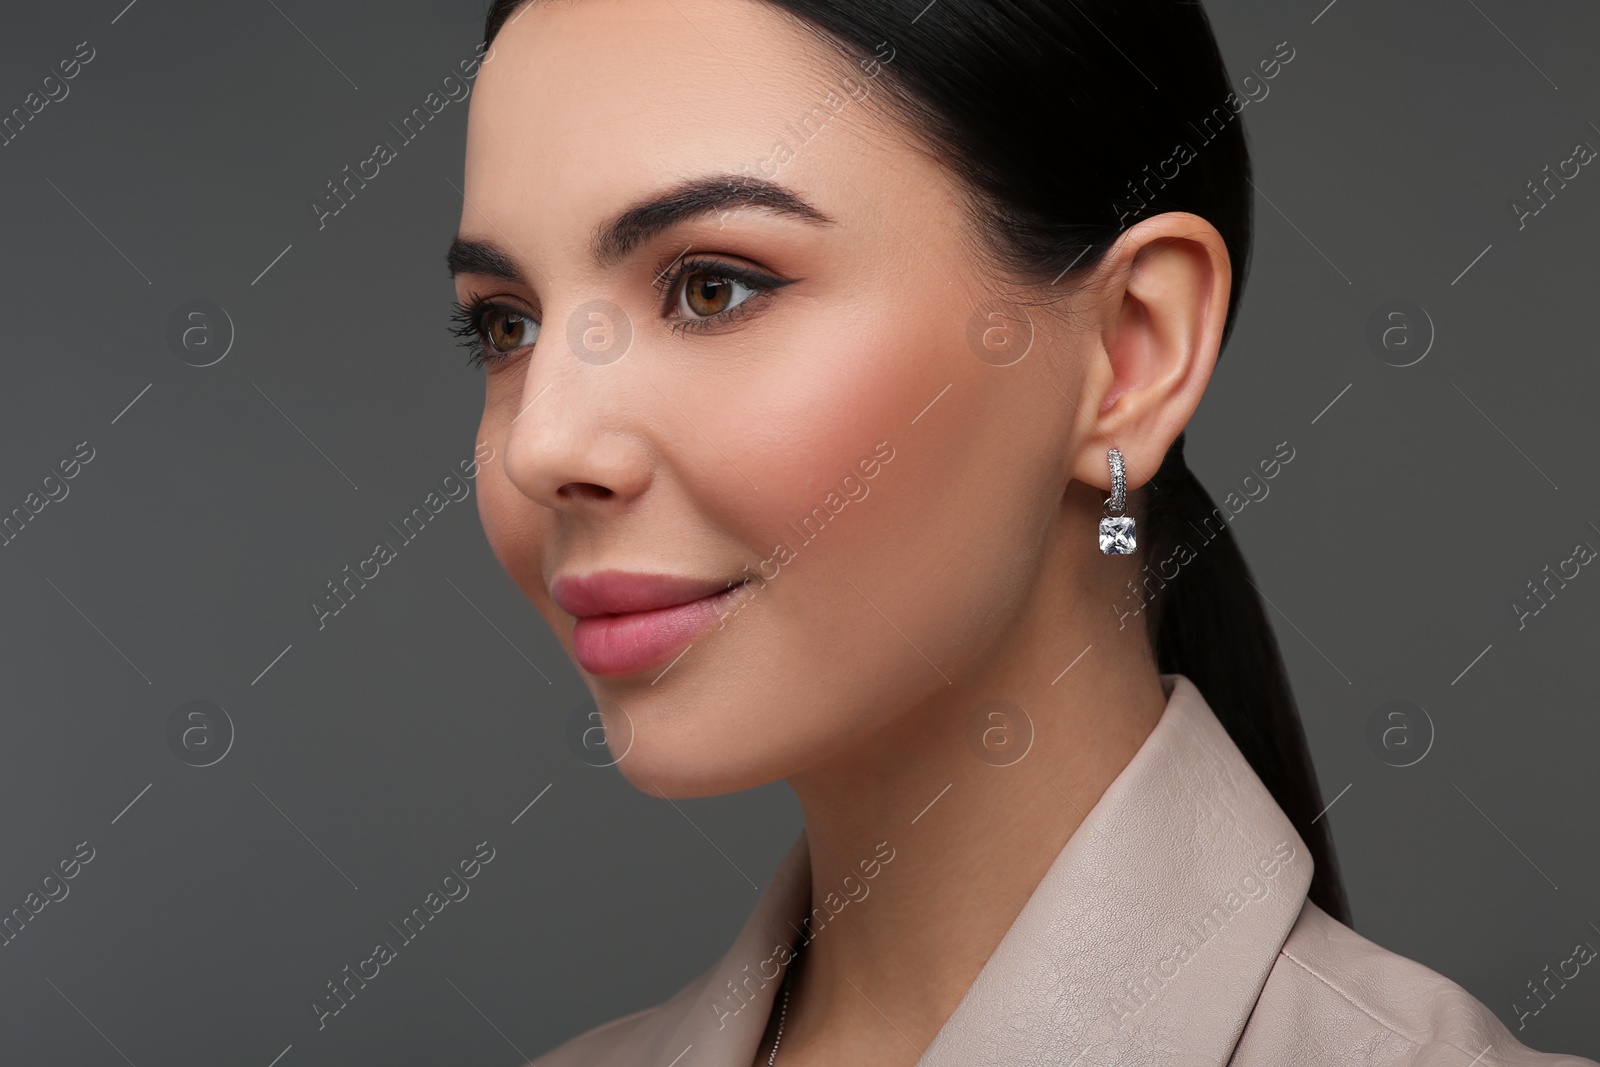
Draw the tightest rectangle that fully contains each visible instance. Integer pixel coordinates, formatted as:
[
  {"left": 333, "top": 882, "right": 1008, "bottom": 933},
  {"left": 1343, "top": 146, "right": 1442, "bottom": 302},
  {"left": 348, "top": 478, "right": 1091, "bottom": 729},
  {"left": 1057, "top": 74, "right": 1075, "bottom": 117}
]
[{"left": 1069, "top": 211, "right": 1230, "bottom": 493}]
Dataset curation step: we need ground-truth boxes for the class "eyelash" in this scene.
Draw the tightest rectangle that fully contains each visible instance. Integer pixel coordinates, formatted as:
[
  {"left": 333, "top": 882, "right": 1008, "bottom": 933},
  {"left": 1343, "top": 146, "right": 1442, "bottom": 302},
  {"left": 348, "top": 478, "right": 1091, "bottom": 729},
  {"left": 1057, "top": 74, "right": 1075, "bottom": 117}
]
[{"left": 447, "top": 257, "right": 790, "bottom": 369}]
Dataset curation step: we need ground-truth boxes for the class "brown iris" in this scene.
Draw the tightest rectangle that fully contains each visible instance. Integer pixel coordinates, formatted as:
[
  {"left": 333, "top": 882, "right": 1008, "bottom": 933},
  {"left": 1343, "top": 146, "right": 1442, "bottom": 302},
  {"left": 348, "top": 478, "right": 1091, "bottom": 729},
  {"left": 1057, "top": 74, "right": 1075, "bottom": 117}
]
[
  {"left": 487, "top": 310, "right": 532, "bottom": 353},
  {"left": 684, "top": 271, "right": 735, "bottom": 317}
]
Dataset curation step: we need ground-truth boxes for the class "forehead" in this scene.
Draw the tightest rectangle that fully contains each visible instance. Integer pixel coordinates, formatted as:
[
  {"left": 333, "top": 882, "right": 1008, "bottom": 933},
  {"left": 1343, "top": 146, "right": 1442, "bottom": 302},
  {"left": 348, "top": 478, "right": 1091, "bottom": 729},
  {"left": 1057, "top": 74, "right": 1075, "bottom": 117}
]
[{"left": 461, "top": 0, "right": 899, "bottom": 256}]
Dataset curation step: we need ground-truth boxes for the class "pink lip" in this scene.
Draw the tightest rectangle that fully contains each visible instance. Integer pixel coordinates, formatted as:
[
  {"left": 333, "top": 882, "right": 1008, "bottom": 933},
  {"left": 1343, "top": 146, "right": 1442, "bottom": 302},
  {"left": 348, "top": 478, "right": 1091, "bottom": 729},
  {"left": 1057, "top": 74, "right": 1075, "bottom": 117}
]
[{"left": 551, "top": 570, "right": 750, "bottom": 676}]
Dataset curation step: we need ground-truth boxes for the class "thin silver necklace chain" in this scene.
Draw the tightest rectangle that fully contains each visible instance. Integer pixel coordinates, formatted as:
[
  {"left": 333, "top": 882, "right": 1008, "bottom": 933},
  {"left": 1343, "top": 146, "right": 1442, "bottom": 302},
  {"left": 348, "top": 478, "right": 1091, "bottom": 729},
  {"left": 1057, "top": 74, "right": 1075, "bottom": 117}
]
[
  {"left": 765, "top": 950, "right": 800, "bottom": 1065},
  {"left": 765, "top": 968, "right": 791, "bottom": 1065}
]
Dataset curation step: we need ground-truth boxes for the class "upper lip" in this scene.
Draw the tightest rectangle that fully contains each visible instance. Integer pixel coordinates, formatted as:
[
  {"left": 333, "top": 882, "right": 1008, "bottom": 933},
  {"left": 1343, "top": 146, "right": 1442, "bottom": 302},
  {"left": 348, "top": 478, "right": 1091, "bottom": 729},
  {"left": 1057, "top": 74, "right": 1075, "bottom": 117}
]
[{"left": 550, "top": 569, "right": 744, "bottom": 618}]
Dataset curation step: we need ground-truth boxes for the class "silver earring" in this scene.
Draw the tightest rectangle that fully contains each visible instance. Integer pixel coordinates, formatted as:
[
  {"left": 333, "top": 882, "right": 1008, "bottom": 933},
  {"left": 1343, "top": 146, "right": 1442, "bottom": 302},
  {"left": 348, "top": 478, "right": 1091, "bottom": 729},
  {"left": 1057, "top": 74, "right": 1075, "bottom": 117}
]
[{"left": 1098, "top": 448, "right": 1136, "bottom": 555}]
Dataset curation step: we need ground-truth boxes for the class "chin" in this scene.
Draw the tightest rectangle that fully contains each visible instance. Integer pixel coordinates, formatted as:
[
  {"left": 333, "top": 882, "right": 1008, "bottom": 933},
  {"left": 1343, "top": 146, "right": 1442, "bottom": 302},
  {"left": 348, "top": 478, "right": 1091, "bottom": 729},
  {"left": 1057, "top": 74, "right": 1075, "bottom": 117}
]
[
  {"left": 607, "top": 734, "right": 782, "bottom": 799},
  {"left": 581, "top": 679, "right": 796, "bottom": 798}
]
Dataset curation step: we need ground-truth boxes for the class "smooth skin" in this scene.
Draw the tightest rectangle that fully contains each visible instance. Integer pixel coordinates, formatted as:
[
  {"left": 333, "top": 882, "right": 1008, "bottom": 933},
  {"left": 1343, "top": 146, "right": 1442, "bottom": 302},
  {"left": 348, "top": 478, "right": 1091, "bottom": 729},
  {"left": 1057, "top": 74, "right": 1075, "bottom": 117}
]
[{"left": 451, "top": 0, "right": 1231, "bottom": 1062}]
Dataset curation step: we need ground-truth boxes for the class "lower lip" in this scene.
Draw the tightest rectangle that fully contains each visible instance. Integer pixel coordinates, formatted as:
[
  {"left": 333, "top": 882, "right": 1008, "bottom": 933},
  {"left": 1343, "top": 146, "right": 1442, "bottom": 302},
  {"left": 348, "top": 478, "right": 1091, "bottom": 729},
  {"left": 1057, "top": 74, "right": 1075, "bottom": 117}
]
[{"left": 571, "top": 581, "right": 750, "bottom": 676}]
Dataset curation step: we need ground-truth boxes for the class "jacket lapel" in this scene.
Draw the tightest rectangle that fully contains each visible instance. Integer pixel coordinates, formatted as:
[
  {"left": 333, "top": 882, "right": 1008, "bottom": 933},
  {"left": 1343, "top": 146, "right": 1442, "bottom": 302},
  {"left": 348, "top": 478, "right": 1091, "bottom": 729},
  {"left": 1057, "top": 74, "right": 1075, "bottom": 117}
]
[
  {"left": 640, "top": 674, "right": 1313, "bottom": 1067},
  {"left": 918, "top": 673, "right": 1313, "bottom": 1065}
]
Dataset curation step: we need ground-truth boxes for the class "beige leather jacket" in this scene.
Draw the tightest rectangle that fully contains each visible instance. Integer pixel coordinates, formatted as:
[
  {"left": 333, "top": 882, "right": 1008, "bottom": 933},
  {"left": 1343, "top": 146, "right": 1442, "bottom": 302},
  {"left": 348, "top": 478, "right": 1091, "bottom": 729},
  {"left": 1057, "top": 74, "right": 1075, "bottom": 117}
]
[{"left": 530, "top": 675, "right": 1598, "bottom": 1065}]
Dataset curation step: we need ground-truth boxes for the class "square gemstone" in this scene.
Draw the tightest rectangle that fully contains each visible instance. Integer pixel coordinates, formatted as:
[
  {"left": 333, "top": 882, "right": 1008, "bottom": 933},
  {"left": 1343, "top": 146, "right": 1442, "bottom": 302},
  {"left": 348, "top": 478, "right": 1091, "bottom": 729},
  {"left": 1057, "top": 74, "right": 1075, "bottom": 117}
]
[{"left": 1099, "top": 515, "right": 1137, "bottom": 554}]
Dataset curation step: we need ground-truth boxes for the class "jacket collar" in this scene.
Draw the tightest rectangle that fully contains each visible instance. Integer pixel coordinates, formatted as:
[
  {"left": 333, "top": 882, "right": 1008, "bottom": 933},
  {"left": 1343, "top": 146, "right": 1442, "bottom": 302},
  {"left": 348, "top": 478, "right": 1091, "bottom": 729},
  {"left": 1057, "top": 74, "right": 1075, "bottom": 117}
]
[{"left": 644, "top": 673, "right": 1313, "bottom": 1066}]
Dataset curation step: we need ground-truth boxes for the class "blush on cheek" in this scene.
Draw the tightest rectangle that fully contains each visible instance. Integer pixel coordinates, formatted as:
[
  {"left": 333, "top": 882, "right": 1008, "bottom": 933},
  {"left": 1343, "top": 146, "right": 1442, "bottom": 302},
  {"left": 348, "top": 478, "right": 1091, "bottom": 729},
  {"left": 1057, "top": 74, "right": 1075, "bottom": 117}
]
[
  {"left": 476, "top": 472, "right": 548, "bottom": 605},
  {"left": 477, "top": 477, "right": 516, "bottom": 573}
]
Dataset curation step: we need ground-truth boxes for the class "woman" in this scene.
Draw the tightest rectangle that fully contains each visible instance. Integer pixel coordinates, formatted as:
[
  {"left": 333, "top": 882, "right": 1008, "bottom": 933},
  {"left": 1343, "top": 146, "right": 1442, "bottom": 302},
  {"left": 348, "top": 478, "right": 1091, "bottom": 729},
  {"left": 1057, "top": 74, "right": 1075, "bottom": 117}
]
[{"left": 446, "top": 0, "right": 1598, "bottom": 1063}]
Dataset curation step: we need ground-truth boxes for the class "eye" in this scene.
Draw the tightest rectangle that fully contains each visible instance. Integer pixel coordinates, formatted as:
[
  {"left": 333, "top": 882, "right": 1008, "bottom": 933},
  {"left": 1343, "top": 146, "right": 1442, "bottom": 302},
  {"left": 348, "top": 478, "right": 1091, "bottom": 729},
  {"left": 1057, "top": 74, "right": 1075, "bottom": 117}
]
[
  {"left": 677, "top": 270, "right": 756, "bottom": 318},
  {"left": 448, "top": 295, "right": 541, "bottom": 368},
  {"left": 655, "top": 257, "right": 791, "bottom": 335},
  {"left": 482, "top": 306, "right": 538, "bottom": 353}
]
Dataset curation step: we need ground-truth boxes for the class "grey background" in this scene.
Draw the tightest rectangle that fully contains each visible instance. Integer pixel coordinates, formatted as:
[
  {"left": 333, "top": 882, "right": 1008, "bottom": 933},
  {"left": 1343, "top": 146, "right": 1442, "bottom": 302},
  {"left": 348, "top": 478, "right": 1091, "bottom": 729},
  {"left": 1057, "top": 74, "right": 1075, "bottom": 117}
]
[{"left": 1, "top": 0, "right": 1596, "bottom": 1063}]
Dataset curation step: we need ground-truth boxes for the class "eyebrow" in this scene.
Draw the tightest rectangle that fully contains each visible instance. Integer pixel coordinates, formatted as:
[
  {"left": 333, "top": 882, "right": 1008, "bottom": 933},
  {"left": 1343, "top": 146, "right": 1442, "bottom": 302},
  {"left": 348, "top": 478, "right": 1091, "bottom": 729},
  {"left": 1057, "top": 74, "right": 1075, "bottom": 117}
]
[{"left": 445, "top": 173, "right": 835, "bottom": 283}]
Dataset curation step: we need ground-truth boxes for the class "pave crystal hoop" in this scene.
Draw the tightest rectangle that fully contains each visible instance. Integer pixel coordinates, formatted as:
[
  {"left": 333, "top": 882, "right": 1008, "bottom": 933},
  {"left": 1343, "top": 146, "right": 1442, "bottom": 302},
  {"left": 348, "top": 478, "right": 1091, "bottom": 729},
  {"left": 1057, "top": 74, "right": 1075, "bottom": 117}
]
[{"left": 1098, "top": 448, "right": 1137, "bottom": 555}]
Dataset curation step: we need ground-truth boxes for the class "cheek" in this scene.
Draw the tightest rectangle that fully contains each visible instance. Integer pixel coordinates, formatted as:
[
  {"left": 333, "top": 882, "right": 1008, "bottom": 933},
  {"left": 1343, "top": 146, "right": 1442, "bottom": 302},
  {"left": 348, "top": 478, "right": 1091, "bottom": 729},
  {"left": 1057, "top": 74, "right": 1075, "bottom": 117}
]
[
  {"left": 474, "top": 432, "right": 555, "bottom": 612},
  {"left": 749, "top": 316, "right": 1061, "bottom": 681},
  {"left": 679, "top": 308, "right": 1049, "bottom": 741},
  {"left": 670, "top": 311, "right": 933, "bottom": 623}
]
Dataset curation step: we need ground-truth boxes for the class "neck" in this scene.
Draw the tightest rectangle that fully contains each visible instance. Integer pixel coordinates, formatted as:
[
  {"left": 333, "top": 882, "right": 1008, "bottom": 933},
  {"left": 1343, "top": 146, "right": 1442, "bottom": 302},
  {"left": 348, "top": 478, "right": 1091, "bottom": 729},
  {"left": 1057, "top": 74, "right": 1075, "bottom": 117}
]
[{"left": 777, "top": 595, "right": 1168, "bottom": 1062}]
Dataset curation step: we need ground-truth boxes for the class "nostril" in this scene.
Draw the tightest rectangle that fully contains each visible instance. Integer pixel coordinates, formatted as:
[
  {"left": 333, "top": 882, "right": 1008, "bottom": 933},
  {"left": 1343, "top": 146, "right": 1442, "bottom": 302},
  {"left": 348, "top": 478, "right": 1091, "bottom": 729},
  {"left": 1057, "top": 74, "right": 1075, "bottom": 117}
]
[{"left": 557, "top": 482, "right": 614, "bottom": 501}]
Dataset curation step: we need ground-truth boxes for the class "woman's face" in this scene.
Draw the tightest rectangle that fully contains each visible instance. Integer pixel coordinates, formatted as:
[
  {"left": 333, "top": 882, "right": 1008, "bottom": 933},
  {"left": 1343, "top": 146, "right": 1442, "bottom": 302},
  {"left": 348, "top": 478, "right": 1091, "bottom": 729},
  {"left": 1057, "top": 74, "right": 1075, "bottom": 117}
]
[{"left": 455, "top": 0, "right": 1107, "bottom": 796}]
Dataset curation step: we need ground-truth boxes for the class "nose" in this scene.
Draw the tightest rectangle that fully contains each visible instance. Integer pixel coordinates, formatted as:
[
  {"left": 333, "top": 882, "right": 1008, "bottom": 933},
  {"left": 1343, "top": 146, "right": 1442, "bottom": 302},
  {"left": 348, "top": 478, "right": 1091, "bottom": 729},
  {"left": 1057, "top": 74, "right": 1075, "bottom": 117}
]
[{"left": 499, "top": 303, "right": 652, "bottom": 512}]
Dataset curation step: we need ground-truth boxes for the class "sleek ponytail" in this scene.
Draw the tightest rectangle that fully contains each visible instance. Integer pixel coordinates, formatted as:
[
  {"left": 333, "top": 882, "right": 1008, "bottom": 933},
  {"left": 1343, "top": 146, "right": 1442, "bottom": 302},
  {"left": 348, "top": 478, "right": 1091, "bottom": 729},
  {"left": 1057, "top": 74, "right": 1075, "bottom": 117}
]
[
  {"left": 484, "top": 0, "right": 1350, "bottom": 923},
  {"left": 1141, "top": 433, "right": 1350, "bottom": 923}
]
